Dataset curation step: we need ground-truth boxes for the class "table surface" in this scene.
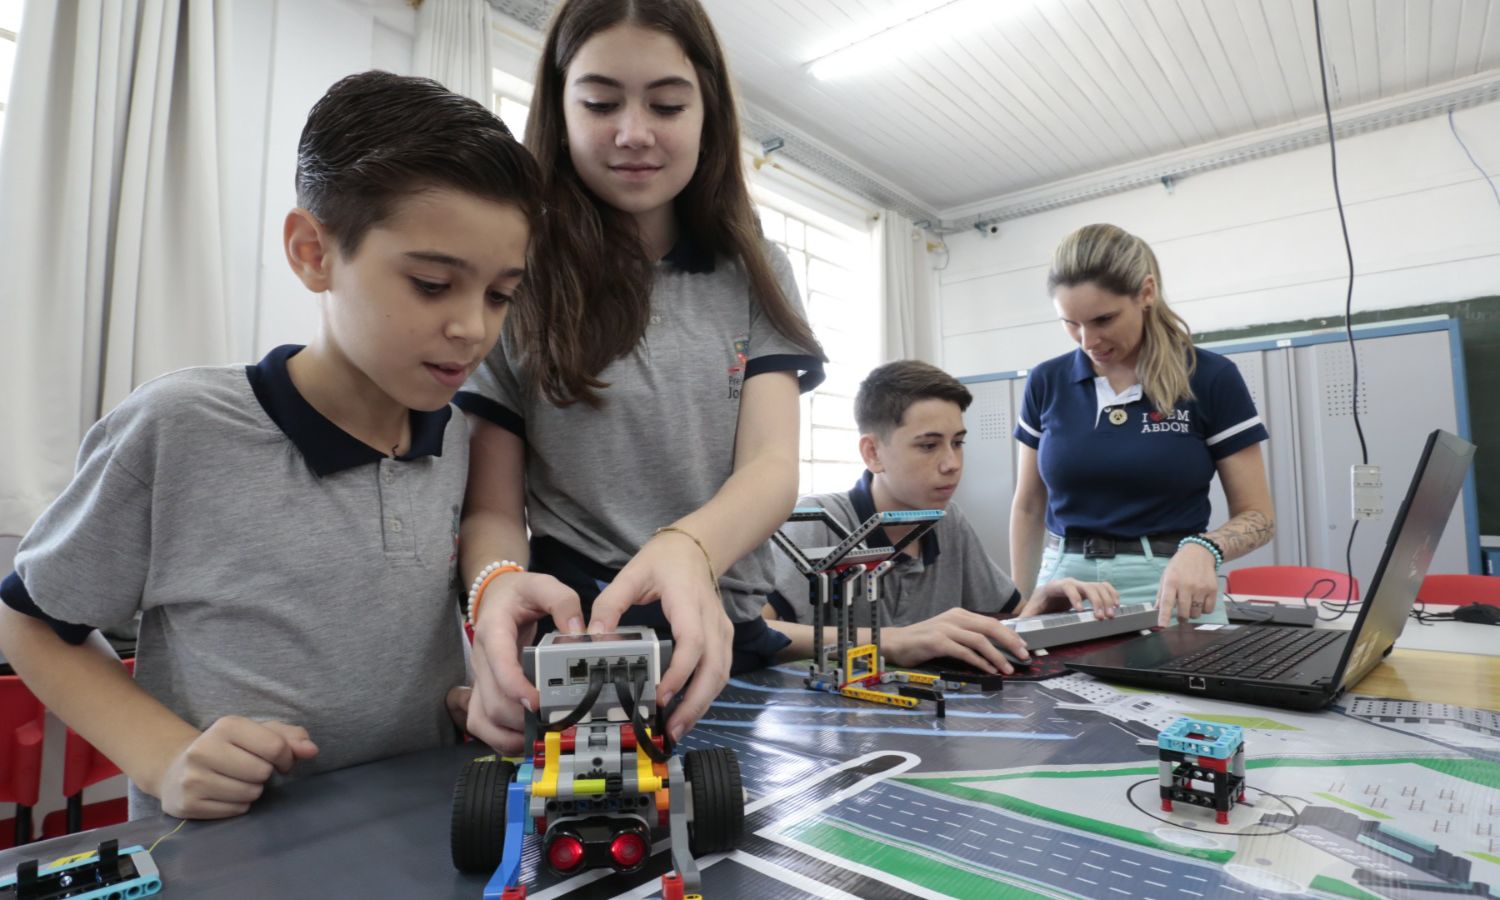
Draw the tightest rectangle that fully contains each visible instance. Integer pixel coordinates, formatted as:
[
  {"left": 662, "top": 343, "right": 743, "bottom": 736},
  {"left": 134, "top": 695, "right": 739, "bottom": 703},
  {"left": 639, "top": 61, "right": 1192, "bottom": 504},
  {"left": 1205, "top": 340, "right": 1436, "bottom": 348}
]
[
  {"left": 1237, "top": 592, "right": 1500, "bottom": 656},
  {"left": 2, "top": 620, "right": 1495, "bottom": 899}
]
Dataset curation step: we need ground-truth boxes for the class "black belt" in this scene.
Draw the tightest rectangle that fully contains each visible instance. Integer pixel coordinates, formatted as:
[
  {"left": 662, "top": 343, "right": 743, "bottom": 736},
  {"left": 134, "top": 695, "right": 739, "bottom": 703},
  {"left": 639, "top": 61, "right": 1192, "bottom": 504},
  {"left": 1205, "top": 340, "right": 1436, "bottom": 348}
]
[{"left": 1046, "top": 532, "right": 1190, "bottom": 559}]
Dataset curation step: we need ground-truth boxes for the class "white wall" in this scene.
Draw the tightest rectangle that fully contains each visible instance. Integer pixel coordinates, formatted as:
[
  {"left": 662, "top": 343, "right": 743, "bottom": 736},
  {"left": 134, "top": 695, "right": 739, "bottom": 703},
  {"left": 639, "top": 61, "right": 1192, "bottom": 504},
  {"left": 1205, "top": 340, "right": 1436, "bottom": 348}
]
[
  {"left": 228, "top": 0, "right": 417, "bottom": 359},
  {"left": 936, "top": 101, "right": 1500, "bottom": 378}
]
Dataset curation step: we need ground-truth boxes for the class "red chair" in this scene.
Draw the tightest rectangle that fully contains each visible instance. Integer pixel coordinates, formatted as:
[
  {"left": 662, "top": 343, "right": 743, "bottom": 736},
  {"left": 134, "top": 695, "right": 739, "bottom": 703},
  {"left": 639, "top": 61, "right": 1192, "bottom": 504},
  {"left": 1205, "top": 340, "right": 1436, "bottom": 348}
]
[
  {"left": 1417, "top": 574, "right": 1500, "bottom": 607},
  {"left": 0, "top": 675, "right": 45, "bottom": 848},
  {"left": 40, "top": 658, "right": 134, "bottom": 838},
  {"left": 1225, "top": 566, "right": 1360, "bottom": 601}
]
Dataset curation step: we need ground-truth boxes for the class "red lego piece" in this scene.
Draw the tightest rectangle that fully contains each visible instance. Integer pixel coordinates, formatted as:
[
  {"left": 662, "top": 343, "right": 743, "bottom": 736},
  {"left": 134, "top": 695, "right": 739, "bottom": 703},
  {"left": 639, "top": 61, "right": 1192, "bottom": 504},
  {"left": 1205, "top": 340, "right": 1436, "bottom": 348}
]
[
  {"left": 502, "top": 887, "right": 527, "bottom": 900},
  {"left": 662, "top": 872, "right": 686, "bottom": 900}
]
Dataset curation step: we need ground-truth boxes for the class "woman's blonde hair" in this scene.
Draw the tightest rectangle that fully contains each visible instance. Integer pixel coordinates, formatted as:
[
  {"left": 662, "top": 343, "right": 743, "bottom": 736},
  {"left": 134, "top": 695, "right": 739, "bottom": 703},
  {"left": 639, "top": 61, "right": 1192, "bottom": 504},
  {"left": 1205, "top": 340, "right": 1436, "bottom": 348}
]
[{"left": 1047, "top": 223, "right": 1195, "bottom": 415}]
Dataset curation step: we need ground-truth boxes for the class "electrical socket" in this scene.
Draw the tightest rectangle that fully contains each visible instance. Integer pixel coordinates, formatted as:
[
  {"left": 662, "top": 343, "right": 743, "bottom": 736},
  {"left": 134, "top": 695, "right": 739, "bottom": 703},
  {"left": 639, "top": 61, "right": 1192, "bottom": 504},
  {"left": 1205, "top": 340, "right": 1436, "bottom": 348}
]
[{"left": 1351, "top": 464, "right": 1383, "bottom": 519}]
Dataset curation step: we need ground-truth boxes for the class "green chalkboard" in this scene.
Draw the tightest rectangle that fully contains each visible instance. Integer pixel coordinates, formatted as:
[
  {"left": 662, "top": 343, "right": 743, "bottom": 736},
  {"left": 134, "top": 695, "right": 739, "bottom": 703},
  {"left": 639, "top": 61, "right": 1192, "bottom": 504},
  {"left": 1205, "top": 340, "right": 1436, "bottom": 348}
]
[{"left": 1195, "top": 298, "right": 1499, "bottom": 535}]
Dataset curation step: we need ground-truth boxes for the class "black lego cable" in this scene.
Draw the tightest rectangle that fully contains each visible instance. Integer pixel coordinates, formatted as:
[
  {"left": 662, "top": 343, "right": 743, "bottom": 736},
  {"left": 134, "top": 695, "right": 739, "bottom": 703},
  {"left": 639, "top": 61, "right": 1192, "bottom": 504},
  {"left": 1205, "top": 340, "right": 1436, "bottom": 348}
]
[
  {"left": 542, "top": 667, "right": 607, "bottom": 733},
  {"left": 614, "top": 674, "right": 673, "bottom": 763},
  {"left": 1312, "top": 0, "right": 1366, "bottom": 622}
]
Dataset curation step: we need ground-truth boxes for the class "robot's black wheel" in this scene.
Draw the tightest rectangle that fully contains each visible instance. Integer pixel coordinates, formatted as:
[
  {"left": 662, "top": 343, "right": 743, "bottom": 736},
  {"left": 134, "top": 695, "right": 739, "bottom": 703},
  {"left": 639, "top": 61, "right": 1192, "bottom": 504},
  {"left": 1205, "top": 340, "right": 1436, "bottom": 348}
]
[
  {"left": 683, "top": 747, "right": 744, "bottom": 855},
  {"left": 451, "top": 757, "right": 516, "bottom": 873}
]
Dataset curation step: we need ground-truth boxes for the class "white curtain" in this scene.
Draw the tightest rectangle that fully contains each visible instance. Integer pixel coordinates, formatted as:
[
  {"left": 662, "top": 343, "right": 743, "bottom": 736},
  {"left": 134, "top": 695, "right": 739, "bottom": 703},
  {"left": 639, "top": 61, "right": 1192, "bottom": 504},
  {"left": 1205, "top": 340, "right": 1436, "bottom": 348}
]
[
  {"left": 0, "top": 0, "right": 232, "bottom": 536},
  {"left": 880, "top": 210, "right": 938, "bottom": 363},
  {"left": 413, "top": 0, "right": 494, "bottom": 107}
]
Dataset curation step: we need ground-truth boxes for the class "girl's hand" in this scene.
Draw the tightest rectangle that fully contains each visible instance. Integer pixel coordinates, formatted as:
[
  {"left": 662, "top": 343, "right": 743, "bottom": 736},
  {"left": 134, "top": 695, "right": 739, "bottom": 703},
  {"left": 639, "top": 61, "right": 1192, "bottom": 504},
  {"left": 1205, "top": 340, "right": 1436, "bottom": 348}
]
[
  {"left": 589, "top": 531, "right": 732, "bottom": 742},
  {"left": 468, "top": 571, "right": 584, "bottom": 753},
  {"left": 1156, "top": 543, "right": 1219, "bottom": 626}
]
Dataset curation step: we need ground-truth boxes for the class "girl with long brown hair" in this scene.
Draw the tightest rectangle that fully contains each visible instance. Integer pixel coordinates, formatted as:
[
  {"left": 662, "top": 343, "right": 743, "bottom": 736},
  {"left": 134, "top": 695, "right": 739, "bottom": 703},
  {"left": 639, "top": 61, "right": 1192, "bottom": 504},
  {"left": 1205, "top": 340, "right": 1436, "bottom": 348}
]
[{"left": 455, "top": 0, "right": 825, "bottom": 753}]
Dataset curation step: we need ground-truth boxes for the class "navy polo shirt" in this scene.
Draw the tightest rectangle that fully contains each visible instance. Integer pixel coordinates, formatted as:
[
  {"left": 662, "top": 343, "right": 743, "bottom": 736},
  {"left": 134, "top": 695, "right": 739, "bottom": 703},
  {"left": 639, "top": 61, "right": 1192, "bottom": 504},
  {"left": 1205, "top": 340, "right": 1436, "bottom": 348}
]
[{"left": 1014, "top": 347, "right": 1268, "bottom": 538}]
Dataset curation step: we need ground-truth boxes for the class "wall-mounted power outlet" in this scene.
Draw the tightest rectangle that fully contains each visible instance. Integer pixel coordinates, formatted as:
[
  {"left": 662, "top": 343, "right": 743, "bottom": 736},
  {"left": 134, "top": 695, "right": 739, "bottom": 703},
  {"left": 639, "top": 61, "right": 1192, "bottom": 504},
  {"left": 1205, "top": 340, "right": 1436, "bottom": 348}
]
[{"left": 1351, "top": 464, "right": 1382, "bottom": 519}]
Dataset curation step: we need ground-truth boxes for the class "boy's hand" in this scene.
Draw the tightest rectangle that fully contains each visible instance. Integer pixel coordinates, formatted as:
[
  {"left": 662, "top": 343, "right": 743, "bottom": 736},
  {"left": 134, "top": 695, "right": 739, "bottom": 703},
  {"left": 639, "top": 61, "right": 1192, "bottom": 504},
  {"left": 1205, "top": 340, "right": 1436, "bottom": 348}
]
[
  {"left": 157, "top": 717, "right": 318, "bottom": 819},
  {"left": 589, "top": 532, "right": 733, "bottom": 744},
  {"left": 884, "top": 608, "right": 1029, "bottom": 674},
  {"left": 1017, "top": 578, "right": 1121, "bottom": 618},
  {"left": 468, "top": 571, "right": 584, "bottom": 754}
]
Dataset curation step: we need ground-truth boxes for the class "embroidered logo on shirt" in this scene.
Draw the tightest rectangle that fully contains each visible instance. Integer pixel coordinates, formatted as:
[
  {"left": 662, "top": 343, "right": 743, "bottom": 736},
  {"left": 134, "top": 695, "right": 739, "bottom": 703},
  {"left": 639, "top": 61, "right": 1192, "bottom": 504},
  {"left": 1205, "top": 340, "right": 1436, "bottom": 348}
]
[
  {"left": 726, "top": 335, "right": 749, "bottom": 399},
  {"left": 1140, "top": 409, "right": 1191, "bottom": 433}
]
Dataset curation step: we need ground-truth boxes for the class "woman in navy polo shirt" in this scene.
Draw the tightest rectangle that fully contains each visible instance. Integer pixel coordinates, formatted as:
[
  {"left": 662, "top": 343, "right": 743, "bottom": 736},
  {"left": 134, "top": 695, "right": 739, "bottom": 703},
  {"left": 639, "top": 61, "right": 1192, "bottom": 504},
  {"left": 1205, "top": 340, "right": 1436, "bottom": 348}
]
[{"left": 1010, "top": 224, "right": 1274, "bottom": 626}]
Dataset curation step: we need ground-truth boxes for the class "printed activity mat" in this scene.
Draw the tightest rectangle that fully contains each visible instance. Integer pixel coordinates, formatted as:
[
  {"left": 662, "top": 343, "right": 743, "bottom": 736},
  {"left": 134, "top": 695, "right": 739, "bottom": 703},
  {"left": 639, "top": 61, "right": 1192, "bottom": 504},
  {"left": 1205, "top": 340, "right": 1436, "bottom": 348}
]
[{"left": 516, "top": 665, "right": 1500, "bottom": 899}]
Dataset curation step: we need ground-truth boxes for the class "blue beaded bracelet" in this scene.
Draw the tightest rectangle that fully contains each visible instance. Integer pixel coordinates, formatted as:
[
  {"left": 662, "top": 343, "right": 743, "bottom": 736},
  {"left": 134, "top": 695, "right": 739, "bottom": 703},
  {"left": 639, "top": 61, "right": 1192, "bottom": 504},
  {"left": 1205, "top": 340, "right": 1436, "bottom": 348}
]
[{"left": 1177, "top": 535, "right": 1223, "bottom": 570}]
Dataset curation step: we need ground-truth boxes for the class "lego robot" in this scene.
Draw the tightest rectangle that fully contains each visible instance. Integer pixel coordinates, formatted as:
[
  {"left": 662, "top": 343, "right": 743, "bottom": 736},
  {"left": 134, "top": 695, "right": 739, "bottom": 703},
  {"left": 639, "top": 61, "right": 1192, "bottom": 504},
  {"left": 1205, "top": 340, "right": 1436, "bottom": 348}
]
[
  {"left": 449, "top": 627, "right": 744, "bottom": 900},
  {"left": 1157, "top": 717, "right": 1246, "bottom": 825},
  {"left": 770, "top": 508, "right": 964, "bottom": 711}
]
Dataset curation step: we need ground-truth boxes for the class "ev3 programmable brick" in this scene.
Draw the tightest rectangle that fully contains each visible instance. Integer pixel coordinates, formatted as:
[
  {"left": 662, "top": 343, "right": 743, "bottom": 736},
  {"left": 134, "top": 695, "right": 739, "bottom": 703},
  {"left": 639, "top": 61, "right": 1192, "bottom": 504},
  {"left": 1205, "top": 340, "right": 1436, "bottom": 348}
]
[{"left": 524, "top": 626, "right": 674, "bottom": 725}]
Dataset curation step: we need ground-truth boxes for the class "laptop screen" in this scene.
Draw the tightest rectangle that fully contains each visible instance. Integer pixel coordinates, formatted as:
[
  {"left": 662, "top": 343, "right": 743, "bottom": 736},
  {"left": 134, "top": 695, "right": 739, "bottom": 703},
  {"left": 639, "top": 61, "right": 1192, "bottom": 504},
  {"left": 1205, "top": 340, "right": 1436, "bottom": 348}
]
[{"left": 1335, "top": 429, "right": 1476, "bottom": 691}]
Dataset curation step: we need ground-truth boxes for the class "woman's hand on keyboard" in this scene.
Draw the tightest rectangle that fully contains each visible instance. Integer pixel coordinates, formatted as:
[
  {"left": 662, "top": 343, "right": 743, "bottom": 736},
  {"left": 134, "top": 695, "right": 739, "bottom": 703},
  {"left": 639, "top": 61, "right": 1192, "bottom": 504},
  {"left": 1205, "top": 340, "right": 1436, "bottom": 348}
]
[{"left": 1017, "top": 578, "right": 1121, "bottom": 618}]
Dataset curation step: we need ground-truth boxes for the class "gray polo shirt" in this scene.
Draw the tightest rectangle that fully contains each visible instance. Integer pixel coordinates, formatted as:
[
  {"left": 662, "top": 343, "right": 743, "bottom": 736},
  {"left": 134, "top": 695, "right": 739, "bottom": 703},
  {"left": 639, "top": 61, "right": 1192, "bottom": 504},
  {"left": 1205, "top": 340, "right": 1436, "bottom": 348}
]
[
  {"left": 766, "top": 470, "right": 1022, "bottom": 628},
  {"left": 4, "top": 345, "right": 469, "bottom": 817},
  {"left": 455, "top": 239, "right": 823, "bottom": 623}
]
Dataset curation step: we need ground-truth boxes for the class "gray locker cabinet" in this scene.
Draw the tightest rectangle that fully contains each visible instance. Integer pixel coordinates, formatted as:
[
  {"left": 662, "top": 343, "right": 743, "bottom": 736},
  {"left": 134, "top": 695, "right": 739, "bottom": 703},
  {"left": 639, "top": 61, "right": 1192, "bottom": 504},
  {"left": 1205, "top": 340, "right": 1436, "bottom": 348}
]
[
  {"left": 1203, "top": 349, "right": 1302, "bottom": 571},
  {"left": 953, "top": 375, "right": 1023, "bottom": 572},
  {"left": 1290, "top": 329, "right": 1471, "bottom": 585}
]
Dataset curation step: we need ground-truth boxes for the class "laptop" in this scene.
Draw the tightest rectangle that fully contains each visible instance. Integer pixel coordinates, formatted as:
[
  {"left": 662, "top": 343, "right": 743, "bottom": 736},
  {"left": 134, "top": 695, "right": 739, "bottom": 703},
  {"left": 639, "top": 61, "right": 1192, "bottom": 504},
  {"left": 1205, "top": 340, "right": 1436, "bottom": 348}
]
[{"left": 1066, "top": 429, "right": 1476, "bottom": 711}]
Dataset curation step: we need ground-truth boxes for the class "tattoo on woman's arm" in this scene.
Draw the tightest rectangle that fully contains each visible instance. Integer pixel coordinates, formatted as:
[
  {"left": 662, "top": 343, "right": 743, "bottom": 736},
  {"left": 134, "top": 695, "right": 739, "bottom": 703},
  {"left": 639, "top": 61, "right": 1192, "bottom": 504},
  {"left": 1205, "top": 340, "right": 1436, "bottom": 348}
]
[{"left": 1207, "top": 510, "right": 1275, "bottom": 560}]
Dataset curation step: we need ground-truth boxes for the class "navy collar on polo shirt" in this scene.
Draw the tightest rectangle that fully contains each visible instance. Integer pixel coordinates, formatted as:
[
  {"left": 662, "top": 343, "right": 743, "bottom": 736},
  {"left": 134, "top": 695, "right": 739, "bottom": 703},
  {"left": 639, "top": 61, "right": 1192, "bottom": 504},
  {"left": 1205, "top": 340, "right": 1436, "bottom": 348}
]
[
  {"left": 1068, "top": 348, "right": 1097, "bottom": 383},
  {"left": 246, "top": 344, "right": 452, "bottom": 477},
  {"left": 660, "top": 233, "right": 715, "bottom": 274},
  {"left": 848, "top": 470, "right": 941, "bottom": 565}
]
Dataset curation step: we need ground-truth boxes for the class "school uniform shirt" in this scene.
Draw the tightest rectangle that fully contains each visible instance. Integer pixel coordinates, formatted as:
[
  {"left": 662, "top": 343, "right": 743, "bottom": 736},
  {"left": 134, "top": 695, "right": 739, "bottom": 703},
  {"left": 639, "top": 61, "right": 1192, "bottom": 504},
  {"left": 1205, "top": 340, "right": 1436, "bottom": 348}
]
[
  {"left": 1013, "top": 347, "right": 1269, "bottom": 538},
  {"left": 2, "top": 345, "right": 470, "bottom": 818},
  {"left": 455, "top": 238, "right": 824, "bottom": 627},
  {"left": 764, "top": 471, "right": 1022, "bottom": 628}
]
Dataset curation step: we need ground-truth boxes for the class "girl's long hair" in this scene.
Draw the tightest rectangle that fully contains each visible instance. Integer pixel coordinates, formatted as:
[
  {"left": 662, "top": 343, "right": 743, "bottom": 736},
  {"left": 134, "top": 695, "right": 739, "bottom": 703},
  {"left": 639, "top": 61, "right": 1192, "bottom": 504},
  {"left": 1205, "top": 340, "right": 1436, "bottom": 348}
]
[
  {"left": 1047, "top": 223, "right": 1195, "bottom": 416},
  {"left": 519, "top": 0, "right": 824, "bottom": 406}
]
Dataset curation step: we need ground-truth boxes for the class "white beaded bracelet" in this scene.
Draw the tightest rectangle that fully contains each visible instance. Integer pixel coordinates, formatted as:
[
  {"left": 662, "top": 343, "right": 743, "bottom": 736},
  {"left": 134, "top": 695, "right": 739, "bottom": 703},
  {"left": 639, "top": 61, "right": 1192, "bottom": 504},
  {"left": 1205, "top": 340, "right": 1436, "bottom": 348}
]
[{"left": 467, "top": 560, "right": 524, "bottom": 629}]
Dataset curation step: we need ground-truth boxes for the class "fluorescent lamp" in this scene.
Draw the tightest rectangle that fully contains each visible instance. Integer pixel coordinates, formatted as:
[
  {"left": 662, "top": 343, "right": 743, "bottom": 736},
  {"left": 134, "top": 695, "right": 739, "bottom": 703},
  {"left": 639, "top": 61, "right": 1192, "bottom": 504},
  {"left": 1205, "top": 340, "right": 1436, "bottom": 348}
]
[{"left": 806, "top": 0, "right": 1026, "bottom": 81}]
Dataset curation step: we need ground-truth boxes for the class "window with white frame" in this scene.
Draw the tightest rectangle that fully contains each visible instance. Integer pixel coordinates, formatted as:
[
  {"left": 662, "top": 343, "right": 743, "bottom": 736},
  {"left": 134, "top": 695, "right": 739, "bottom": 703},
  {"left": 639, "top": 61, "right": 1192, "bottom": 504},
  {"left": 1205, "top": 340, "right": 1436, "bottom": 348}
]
[
  {"left": 0, "top": 0, "right": 23, "bottom": 143},
  {"left": 755, "top": 195, "right": 878, "bottom": 497},
  {"left": 491, "top": 67, "right": 531, "bottom": 141}
]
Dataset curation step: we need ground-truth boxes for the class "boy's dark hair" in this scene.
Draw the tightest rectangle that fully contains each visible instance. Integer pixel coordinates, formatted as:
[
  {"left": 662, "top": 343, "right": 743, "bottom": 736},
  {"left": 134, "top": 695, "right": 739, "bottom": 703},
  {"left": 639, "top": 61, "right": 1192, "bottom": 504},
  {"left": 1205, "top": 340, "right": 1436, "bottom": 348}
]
[
  {"left": 855, "top": 361, "right": 973, "bottom": 439},
  {"left": 296, "top": 71, "right": 542, "bottom": 255}
]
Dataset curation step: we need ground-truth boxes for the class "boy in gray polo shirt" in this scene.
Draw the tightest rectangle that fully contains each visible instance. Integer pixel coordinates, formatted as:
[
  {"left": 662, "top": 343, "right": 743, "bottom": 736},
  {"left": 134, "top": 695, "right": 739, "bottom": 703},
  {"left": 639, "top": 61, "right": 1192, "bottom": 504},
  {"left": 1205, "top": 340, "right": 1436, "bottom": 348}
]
[
  {"left": 0, "top": 73, "right": 540, "bottom": 820},
  {"left": 763, "top": 361, "right": 1118, "bottom": 674}
]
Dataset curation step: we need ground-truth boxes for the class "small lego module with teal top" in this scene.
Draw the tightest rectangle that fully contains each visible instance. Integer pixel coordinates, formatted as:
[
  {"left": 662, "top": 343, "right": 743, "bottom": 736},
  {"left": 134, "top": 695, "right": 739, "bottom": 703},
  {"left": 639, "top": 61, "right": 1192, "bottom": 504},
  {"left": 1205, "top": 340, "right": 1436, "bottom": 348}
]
[
  {"left": 1158, "top": 717, "right": 1245, "bottom": 759},
  {"left": 1158, "top": 718, "right": 1248, "bottom": 824}
]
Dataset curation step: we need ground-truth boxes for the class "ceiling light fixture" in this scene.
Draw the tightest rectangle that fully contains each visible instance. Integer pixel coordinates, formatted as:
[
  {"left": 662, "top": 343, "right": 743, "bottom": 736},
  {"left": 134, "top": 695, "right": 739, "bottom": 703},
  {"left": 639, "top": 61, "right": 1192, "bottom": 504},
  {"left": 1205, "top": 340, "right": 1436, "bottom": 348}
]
[{"left": 806, "top": 0, "right": 1026, "bottom": 81}]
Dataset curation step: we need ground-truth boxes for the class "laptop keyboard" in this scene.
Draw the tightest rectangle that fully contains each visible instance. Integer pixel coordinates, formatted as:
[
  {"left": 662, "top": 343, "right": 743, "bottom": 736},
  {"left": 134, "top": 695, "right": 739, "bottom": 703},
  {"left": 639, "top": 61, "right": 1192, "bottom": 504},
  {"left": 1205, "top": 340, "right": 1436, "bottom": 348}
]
[{"left": 1162, "top": 627, "right": 1344, "bottom": 680}]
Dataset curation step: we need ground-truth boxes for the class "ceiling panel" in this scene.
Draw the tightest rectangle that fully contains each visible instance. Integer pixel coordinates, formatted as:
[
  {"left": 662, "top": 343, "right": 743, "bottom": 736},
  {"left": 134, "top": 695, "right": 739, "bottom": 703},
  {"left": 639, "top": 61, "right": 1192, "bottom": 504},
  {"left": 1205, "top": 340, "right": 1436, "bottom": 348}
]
[{"left": 493, "top": 0, "right": 1500, "bottom": 221}]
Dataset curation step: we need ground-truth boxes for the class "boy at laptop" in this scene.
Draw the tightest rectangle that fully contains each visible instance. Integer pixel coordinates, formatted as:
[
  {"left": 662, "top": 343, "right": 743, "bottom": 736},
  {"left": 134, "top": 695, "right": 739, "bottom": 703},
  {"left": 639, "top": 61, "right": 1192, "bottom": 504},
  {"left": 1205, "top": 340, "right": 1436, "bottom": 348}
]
[
  {"left": 0, "top": 72, "right": 540, "bottom": 819},
  {"left": 762, "top": 361, "right": 1118, "bottom": 674}
]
